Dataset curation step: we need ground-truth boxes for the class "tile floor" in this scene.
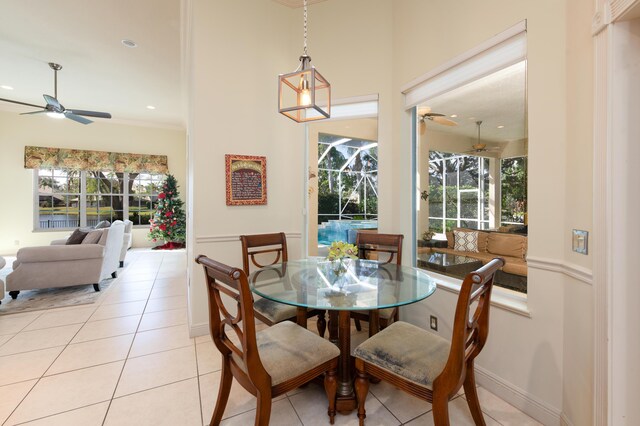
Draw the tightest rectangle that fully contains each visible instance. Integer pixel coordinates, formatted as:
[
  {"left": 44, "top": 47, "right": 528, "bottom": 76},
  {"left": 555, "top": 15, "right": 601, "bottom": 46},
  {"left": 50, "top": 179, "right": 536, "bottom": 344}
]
[{"left": 0, "top": 249, "right": 542, "bottom": 425}]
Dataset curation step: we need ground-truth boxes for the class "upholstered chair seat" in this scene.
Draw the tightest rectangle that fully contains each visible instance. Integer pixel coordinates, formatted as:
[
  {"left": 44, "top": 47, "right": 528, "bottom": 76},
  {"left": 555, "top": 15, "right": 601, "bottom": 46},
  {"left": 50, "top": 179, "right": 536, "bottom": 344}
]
[
  {"left": 354, "top": 321, "right": 450, "bottom": 389},
  {"left": 253, "top": 297, "right": 299, "bottom": 324},
  {"left": 232, "top": 321, "right": 339, "bottom": 386}
]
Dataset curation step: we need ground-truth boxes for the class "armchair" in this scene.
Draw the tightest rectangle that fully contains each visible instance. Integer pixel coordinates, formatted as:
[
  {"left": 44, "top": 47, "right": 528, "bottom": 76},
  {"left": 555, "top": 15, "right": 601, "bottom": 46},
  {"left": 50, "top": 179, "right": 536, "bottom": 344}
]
[{"left": 6, "top": 221, "right": 125, "bottom": 299}]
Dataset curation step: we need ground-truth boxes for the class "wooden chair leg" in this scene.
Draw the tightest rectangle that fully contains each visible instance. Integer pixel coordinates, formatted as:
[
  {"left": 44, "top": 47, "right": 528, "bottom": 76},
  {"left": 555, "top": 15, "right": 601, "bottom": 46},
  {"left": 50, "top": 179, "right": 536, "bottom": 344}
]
[
  {"left": 324, "top": 367, "right": 338, "bottom": 424},
  {"left": 463, "top": 362, "right": 486, "bottom": 426},
  {"left": 354, "top": 368, "right": 370, "bottom": 426},
  {"left": 210, "top": 360, "right": 233, "bottom": 426},
  {"left": 317, "top": 311, "right": 327, "bottom": 338},
  {"left": 255, "top": 392, "right": 272, "bottom": 426},
  {"left": 432, "top": 393, "right": 451, "bottom": 426},
  {"left": 354, "top": 318, "right": 362, "bottom": 331}
]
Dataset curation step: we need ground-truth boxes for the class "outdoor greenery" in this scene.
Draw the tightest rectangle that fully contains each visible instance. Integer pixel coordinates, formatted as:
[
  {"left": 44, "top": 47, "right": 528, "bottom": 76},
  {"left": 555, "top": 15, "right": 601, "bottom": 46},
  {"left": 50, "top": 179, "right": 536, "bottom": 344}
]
[
  {"left": 37, "top": 169, "right": 163, "bottom": 228},
  {"left": 501, "top": 156, "right": 527, "bottom": 224},
  {"left": 317, "top": 135, "right": 378, "bottom": 224}
]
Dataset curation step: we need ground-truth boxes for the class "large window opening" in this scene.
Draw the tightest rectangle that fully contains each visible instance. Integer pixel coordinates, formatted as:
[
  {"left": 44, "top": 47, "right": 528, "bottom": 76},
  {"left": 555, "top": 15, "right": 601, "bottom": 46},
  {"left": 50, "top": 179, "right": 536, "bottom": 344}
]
[
  {"left": 36, "top": 169, "right": 164, "bottom": 229},
  {"left": 307, "top": 114, "right": 378, "bottom": 256},
  {"left": 414, "top": 58, "right": 528, "bottom": 294}
]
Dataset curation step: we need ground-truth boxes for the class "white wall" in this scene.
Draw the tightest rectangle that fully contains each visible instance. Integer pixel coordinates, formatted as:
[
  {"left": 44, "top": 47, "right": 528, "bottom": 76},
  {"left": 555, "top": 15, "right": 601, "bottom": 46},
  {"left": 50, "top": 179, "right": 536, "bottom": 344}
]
[
  {"left": 186, "top": 0, "right": 303, "bottom": 335},
  {"left": 0, "top": 110, "right": 186, "bottom": 255},
  {"left": 610, "top": 17, "right": 640, "bottom": 426},
  {"left": 186, "top": 0, "right": 595, "bottom": 423},
  {"left": 391, "top": 1, "right": 592, "bottom": 424}
]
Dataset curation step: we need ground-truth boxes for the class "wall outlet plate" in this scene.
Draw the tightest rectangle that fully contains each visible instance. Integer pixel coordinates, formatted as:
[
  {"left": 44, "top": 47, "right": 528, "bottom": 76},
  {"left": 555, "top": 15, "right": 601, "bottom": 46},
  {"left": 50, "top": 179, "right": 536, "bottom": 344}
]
[
  {"left": 430, "top": 315, "right": 438, "bottom": 331},
  {"left": 572, "top": 229, "right": 588, "bottom": 255}
]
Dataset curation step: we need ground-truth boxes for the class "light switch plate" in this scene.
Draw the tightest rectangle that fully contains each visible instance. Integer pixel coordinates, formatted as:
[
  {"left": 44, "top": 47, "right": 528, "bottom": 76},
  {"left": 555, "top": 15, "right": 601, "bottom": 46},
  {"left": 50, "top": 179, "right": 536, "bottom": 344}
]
[{"left": 572, "top": 229, "right": 588, "bottom": 255}]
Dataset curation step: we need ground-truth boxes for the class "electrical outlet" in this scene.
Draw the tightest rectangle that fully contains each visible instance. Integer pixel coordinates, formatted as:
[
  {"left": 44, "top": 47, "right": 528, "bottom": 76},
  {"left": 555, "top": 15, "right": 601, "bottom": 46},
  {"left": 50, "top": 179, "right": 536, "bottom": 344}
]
[
  {"left": 14, "top": 240, "right": 19, "bottom": 246},
  {"left": 430, "top": 315, "right": 438, "bottom": 331}
]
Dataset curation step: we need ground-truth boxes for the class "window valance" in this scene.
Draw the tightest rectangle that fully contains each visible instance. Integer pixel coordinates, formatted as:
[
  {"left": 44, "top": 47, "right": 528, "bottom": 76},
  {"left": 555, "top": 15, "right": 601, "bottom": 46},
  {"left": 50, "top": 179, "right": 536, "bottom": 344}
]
[{"left": 24, "top": 146, "right": 169, "bottom": 174}]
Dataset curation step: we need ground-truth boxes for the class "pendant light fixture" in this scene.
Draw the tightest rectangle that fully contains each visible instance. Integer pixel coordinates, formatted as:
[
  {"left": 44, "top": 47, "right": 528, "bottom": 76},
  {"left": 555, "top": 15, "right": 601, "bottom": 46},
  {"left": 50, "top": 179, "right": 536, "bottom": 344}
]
[{"left": 278, "top": 0, "right": 330, "bottom": 122}]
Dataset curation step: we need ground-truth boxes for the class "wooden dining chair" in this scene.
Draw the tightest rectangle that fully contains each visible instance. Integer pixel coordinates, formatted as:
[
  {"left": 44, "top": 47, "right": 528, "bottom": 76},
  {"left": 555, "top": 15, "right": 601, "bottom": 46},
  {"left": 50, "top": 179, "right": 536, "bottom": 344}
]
[
  {"left": 240, "top": 232, "right": 327, "bottom": 337},
  {"left": 195, "top": 255, "right": 340, "bottom": 426},
  {"left": 353, "top": 257, "right": 505, "bottom": 426},
  {"left": 352, "top": 232, "right": 404, "bottom": 336}
]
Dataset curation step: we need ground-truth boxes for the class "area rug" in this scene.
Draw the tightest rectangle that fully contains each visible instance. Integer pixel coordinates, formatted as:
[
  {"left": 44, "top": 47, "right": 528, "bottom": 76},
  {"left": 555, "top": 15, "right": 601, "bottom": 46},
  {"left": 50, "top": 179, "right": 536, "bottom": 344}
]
[{"left": 0, "top": 257, "right": 115, "bottom": 315}]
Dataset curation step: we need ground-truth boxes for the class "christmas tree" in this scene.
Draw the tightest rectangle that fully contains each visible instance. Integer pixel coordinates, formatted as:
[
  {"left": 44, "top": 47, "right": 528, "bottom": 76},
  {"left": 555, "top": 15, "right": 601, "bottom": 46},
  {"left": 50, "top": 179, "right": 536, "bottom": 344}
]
[{"left": 148, "top": 174, "right": 186, "bottom": 249}]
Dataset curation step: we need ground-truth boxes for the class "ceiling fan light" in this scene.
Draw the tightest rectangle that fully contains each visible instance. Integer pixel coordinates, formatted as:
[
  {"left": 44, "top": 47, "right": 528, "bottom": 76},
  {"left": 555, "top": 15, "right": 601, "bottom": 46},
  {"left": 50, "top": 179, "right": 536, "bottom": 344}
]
[{"left": 47, "top": 112, "right": 65, "bottom": 119}]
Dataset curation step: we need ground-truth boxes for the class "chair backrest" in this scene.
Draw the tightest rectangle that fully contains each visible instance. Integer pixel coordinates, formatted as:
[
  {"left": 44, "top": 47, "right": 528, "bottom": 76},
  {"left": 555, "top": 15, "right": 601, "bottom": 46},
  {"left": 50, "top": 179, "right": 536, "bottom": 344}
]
[
  {"left": 195, "top": 255, "right": 270, "bottom": 390},
  {"left": 355, "top": 232, "right": 404, "bottom": 265},
  {"left": 434, "top": 257, "right": 505, "bottom": 394},
  {"left": 240, "top": 232, "right": 288, "bottom": 275}
]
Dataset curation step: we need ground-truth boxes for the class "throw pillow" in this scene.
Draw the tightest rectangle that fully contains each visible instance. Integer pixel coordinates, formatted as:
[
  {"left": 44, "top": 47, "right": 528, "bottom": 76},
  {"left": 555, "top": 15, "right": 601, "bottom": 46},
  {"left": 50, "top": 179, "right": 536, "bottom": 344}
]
[
  {"left": 66, "top": 228, "right": 88, "bottom": 245},
  {"left": 82, "top": 229, "right": 103, "bottom": 244},
  {"left": 454, "top": 230, "right": 479, "bottom": 252},
  {"left": 94, "top": 220, "right": 111, "bottom": 229}
]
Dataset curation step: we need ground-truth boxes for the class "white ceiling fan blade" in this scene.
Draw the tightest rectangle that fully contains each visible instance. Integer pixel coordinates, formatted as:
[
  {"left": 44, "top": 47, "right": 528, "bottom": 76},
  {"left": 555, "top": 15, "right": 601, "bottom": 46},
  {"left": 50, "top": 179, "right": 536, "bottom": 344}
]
[{"left": 431, "top": 116, "right": 457, "bottom": 126}]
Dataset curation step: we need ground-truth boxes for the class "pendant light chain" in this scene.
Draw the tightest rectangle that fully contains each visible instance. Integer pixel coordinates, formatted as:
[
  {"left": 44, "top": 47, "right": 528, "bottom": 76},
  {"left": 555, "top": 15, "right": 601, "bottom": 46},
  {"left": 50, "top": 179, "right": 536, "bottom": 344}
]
[{"left": 303, "top": 0, "right": 308, "bottom": 56}]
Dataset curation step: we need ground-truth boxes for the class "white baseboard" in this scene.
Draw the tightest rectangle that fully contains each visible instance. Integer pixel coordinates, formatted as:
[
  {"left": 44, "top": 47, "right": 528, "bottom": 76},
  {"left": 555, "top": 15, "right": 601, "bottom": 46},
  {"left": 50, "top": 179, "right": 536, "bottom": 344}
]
[
  {"left": 189, "top": 322, "right": 210, "bottom": 338},
  {"left": 475, "top": 365, "right": 562, "bottom": 425}
]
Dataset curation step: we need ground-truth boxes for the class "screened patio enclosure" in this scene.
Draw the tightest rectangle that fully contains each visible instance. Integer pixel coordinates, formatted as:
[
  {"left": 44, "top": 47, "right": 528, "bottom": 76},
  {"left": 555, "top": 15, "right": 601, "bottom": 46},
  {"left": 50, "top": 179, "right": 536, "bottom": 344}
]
[{"left": 316, "top": 133, "right": 378, "bottom": 245}]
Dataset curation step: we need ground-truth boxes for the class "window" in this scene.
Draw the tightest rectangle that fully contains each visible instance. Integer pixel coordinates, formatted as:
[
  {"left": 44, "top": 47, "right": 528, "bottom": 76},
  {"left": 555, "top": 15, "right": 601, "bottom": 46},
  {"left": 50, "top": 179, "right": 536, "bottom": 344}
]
[
  {"left": 500, "top": 156, "right": 527, "bottom": 226},
  {"left": 129, "top": 173, "right": 165, "bottom": 226},
  {"left": 35, "top": 169, "right": 164, "bottom": 230},
  {"left": 428, "top": 152, "right": 491, "bottom": 232}
]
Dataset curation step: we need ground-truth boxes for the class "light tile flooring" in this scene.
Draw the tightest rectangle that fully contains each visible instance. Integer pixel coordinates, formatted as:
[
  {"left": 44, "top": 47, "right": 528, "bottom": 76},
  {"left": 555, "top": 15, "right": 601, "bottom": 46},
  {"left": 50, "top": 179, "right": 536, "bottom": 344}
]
[{"left": 0, "top": 249, "right": 542, "bottom": 426}]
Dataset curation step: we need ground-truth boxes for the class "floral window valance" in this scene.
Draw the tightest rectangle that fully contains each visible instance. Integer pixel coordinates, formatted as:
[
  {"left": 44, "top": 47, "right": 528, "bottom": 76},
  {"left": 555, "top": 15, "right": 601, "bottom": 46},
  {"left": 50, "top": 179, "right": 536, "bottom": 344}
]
[{"left": 24, "top": 146, "right": 168, "bottom": 174}]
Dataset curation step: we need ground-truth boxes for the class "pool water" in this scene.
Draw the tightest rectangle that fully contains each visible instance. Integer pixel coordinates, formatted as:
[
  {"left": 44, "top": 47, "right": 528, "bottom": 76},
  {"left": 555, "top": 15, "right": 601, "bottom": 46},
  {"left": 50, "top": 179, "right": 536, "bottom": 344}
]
[{"left": 318, "top": 220, "right": 378, "bottom": 246}]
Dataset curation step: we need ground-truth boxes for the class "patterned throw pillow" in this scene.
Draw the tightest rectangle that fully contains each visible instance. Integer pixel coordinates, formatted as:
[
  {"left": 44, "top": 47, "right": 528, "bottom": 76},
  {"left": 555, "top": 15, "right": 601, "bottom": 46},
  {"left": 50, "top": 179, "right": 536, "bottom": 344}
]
[{"left": 454, "top": 230, "right": 479, "bottom": 252}]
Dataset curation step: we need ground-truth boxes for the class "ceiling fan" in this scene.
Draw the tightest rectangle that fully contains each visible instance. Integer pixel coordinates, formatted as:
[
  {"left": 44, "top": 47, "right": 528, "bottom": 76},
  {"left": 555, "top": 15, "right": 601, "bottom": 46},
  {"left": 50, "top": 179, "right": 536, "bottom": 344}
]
[
  {"left": 0, "top": 62, "right": 112, "bottom": 125},
  {"left": 465, "top": 121, "right": 501, "bottom": 154},
  {"left": 418, "top": 106, "right": 457, "bottom": 135}
]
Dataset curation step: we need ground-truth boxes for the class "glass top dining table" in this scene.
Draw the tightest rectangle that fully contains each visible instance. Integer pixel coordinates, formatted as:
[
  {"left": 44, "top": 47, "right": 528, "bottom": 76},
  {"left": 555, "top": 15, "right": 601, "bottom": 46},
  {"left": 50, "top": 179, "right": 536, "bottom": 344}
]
[
  {"left": 249, "top": 258, "right": 437, "bottom": 311},
  {"left": 249, "top": 258, "right": 437, "bottom": 414}
]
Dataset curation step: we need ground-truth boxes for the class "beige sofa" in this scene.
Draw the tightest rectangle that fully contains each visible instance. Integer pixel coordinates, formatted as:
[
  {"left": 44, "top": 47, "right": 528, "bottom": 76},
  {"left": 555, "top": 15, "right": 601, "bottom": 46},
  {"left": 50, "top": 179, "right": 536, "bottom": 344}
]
[
  {"left": 6, "top": 221, "right": 125, "bottom": 299},
  {"left": 418, "top": 228, "right": 527, "bottom": 277}
]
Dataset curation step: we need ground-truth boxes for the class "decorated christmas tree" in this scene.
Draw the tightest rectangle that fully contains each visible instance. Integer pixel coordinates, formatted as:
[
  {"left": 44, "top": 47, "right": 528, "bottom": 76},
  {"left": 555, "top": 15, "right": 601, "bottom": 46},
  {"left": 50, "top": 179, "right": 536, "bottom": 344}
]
[{"left": 148, "top": 174, "right": 186, "bottom": 249}]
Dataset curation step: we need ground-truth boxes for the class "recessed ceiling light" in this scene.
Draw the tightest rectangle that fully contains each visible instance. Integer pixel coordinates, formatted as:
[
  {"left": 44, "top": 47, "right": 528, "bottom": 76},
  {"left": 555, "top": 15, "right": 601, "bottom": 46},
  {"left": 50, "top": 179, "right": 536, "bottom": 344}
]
[
  {"left": 497, "top": 125, "right": 505, "bottom": 129},
  {"left": 146, "top": 105, "right": 156, "bottom": 110},
  {"left": 122, "top": 39, "right": 138, "bottom": 48},
  {"left": 468, "top": 117, "right": 476, "bottom": 120},
  {"left": 450, "top": 114, "right": 457, "bottom": 118},
  {"left": 1, "top": 85, "right": 14, "bottom": 90}
]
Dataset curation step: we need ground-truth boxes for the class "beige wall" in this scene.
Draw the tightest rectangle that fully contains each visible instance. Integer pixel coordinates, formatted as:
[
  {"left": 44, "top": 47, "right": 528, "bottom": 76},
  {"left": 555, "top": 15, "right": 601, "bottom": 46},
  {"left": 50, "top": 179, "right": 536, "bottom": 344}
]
[
  {"left": 0, "top": 110, "right": 186, "bottom": 255},
  {"left": 391, "top": 1, "right": 592, "bottom": 424},
  {"left": 187, "top": 0, "right": 303, "bottom": 334},
  {"left": 187, "top": 0, "right": 594, "bottom": 423}
]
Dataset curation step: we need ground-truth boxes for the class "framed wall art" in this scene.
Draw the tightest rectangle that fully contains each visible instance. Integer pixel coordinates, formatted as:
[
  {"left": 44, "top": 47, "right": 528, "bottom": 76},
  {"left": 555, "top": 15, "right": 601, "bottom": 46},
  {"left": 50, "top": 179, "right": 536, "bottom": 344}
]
[{"left": 225, "top": 154, "right": 267, "bottom": 206}]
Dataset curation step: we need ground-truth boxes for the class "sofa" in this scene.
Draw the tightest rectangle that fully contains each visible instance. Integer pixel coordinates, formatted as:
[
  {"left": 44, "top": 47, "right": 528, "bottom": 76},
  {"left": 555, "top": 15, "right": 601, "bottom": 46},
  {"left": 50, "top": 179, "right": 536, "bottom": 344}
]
[
  {"left": 418, "top": 228, "right": 527, "bottom": 277},
  {"left": 6, "top": 221, "right": 125, "bottom": 299}
]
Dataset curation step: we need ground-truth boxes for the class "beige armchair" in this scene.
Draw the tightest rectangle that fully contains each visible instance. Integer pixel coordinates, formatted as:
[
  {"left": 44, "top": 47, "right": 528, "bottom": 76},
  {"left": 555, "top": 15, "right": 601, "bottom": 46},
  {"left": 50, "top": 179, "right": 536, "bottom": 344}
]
[
  {"left": 119, "top": 219, "right": 133, "bottom": 267},
  {"left": 6, "top": 221, "right": 125, "bottom": 299}
]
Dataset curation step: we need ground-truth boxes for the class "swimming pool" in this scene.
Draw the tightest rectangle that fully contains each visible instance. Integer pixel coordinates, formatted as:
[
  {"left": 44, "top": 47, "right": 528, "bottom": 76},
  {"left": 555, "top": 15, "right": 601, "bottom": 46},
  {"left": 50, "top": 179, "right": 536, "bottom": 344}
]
[{"left": 318, "top": 220, "right": 378, "bottom": 246}]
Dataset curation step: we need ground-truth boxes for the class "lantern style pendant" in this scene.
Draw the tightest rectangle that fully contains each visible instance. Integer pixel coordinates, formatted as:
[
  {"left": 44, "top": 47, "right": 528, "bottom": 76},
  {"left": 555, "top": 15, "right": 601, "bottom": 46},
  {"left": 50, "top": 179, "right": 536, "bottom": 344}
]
[{"left": 278, "top": 0, "right": 330, "bottom": 122}]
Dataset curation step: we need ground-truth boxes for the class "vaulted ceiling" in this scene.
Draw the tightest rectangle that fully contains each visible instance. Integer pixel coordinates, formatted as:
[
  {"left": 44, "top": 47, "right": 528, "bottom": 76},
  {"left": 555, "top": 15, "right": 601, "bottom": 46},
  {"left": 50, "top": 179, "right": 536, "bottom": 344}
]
[{"left": 0, "top": 0, "right": 184, "bottom": 128}]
